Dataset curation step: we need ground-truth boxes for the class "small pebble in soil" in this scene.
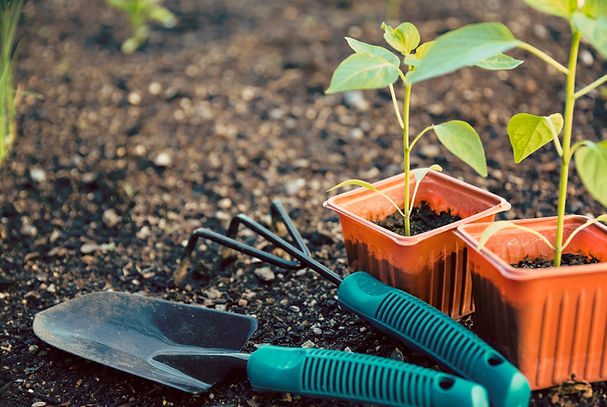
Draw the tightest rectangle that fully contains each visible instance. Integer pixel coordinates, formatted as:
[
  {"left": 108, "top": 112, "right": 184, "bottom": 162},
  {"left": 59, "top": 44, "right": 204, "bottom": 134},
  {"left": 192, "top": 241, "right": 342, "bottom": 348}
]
[
  {"left": 312, "top": 327, "right": 322, "bottom": 335},
  {"left": 80, "top": 242, "right": 99, "bottom": 254},
  {"left": 301, "top": 340, "right": 315, "bottom": 348},
  {"left": 29, "top": 168, "right": 46, "bottom": 183},
  {"left": 289, "top": 305, "right": 300, "bottom": 313},
  {"left": 238, "top": 299, "right": 248, "bottom": 307},
  {"left": 148, "top": 82, "right": 161, "bottom": 95},
  {"left": 28, "top": 345, "right": 38, "bottom": 353},
  {"left": 154, "top": 152, "right": 172, "bottom": 167},
  {"left": 254, "top": 267, "right": 275, "bottom": 281},
  {"left": 343, "top": 90, "right": 369, "bottom": 111},
  {"left": 102, "top": 208, "right": 121, "bottom": 228},
  {"left": 128, "top": 92, "right": 141, "bottom": 105}
]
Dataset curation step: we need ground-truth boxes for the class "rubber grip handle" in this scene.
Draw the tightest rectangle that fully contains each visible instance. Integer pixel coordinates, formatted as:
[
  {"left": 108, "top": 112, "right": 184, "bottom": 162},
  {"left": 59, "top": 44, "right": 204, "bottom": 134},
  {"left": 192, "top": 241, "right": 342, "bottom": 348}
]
[
  {"left": 337, "top": 272, "right": 530, "bottom": 407},
  {"left": 248, "top": 345, "right": 489, "bottom": 407}
]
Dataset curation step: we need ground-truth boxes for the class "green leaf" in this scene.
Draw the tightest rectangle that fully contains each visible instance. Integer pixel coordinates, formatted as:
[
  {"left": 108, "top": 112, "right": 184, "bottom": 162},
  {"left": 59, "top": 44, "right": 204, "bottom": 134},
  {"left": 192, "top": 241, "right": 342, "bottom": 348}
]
[
  {"left": 327, "top": 179, "right": 405, "bottom": 218},
  {"left": 474, "top": 53, "right": 524, "bottom": 70},
  {"left": 381, "top": 22, "right": 420, "bottom": 55},
  {"left": 407, "top": 23, "right": 520, "bottom": 84},
  {"left": 414, "top": 164, "right": 443, "bottom": 185},
  {"left": 507, "top": 113, "right": 563, "bottom": 163},
  {"left": 583, "top": 0, "right": 607, "bottom": 18},
  {"left": 327, "top": 179, "right": 378, "bottom": 192},
  {"left": 572, "top": 13, "right": 607, "bottom": 58},
  {"left": 575, "top": 140, "right": 607, "bottom": 208},
  {"left": 325, "top": 53, "right": 401, "bottom": 94},
  {"left": 403, "top": 41, "right": 434, "bottom": 67},
  {"left": 345, "top": 37, "right": 401, "bottom": 67},
  {"left": 410, "top": 165, "right": 442, "bottom": 213},
  {"left": 477, "top": 221, "right": 555, "bottom": 250},
  {"left": 432, "top": 121, "right": 487, "bottom": 176},
  {"left": 521, "top": 0, "right": 577, "bottom": 17}
]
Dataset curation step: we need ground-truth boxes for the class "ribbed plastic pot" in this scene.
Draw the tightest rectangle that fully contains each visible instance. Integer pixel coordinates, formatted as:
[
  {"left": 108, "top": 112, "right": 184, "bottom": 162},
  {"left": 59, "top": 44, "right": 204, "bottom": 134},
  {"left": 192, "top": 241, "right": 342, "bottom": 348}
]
[
  {"left": 455, "top": 216, "right": 607, "bottom": 390},
  {"left": 323, "top": 170, "right": 510, "bottom": 319}
]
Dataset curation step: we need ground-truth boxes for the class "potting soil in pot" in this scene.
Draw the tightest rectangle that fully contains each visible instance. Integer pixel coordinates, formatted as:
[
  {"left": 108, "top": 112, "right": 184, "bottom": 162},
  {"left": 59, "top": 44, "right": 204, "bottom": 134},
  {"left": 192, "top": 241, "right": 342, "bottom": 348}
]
[
  {"left": 375, "top": 200, "right": 461, "bottom": 236},
  {"left": 512, "top": 253, "right": 601, "bottom": 269}
]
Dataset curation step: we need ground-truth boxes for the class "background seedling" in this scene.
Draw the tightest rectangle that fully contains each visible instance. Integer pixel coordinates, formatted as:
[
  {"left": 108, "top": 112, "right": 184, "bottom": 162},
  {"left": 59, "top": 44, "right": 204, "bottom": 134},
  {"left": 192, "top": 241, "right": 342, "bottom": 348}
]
[
  {"left": 326, "top": 22, "right": 521, "bottom": 236},
  {"left": 0, "top": 0, "right": 23, "bottom": 166},
  {"left": 408, "top": 0, "right": 607, "bottom": 266},
  {"left": 106, "top": 0, "right": 176, "bottom": 54}
]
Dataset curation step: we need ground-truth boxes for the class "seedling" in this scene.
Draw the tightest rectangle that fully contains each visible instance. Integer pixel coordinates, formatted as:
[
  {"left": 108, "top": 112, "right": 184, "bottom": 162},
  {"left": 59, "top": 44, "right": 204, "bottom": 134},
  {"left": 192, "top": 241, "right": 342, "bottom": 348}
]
[
  {"left": 0, "top": 0, "right": 23, "bottom": 165},
  {"left": 106, "top": 0, "right": 176, "bottom": 54},
  {"left": 407, "top": 0, "right": 607, "bottom": 266},
  {"left": 325, "top": 22, "right": 518, "bottom": 236}
]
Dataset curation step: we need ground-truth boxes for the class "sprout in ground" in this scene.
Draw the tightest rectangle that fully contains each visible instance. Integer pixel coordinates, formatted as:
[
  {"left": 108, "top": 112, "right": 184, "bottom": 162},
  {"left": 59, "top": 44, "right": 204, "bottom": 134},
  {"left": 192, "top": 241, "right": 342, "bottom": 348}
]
[
  {"left": 106, "top": 0, "right": 177, "bottom": 54},
  {"left": 410, "top": 0, "right": 607, "bottom": 266}
]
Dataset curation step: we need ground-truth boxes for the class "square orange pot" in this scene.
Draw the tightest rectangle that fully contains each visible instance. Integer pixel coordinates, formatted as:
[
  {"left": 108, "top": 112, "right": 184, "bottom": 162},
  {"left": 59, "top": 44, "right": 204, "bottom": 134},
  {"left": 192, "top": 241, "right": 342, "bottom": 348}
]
[
  {"left": 455, "top": 216, "right": 607, "bottom": 390},
  {"left": 323, "top": 170, "right": 510, "bottom": 319}
]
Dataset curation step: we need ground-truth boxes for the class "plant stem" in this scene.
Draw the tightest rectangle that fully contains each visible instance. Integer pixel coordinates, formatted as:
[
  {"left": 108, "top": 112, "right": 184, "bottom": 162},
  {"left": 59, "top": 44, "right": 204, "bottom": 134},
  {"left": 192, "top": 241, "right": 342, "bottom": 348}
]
[
  {"left": 554, "top": 30, "right": 581, "bottom": 268},
  {"left": 574, "top": 73, "right": 607, "bottom": 99},
  {"left": 403, "top": 81, "right": 412, "bottom": 236},
  {"left": 389, "top": 83, "right": 404, "bottom": 129},
  {"left": 518, "top": 42, "right": 569, "bottom": 75}
]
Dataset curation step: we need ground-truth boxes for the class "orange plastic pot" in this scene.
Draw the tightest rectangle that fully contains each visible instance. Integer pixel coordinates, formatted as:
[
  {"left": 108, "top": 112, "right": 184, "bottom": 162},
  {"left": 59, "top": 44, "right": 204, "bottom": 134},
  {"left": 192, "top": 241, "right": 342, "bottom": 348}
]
[
  {"left": 455, "top": 216, "right": 607, "bottom": 390},
  {"left": 323, "top": 170, "right": 510, "bottom": 319}
]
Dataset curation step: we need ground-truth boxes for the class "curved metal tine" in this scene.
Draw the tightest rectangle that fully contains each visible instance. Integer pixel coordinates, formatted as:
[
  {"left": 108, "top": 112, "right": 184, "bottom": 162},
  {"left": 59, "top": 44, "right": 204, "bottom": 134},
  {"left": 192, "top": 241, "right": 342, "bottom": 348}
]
[
  {"left": 269, "top": 199, "right": 310, "bottom": 257},
  {"left": 225, "top": 213, "right": 306, "bottom": 271},
  {"left": 182, "top": 228, "right": 301, "bottom": 270},
  {"left": 224, "top": 209, "right": 343, "bottom": 287}
]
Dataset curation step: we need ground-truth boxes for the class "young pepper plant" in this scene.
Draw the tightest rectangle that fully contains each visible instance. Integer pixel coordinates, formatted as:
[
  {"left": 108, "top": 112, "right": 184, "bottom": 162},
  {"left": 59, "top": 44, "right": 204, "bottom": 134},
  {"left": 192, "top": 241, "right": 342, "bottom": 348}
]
[
  {"left": 106, "top": 0, "right": 176, "bottom": 54},
  {"left": 407, "top": 0, "right": 607, "bottom": 267},
  {"left": 325, "top": 22, "right": 512, "bottom": 236}
]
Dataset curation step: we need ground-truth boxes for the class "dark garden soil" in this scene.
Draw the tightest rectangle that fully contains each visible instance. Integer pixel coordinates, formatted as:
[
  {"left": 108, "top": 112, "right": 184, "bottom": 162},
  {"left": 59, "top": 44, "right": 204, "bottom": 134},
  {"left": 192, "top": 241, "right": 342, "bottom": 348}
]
[
  {"left": 2, "top": 0, "right": 607, "bottom": 406},
  {"left": 375, "top": 201, "right": 461, "bottom": 236},
  {"left": 513, "top": 253, "right": 601, "bottom": 269}
]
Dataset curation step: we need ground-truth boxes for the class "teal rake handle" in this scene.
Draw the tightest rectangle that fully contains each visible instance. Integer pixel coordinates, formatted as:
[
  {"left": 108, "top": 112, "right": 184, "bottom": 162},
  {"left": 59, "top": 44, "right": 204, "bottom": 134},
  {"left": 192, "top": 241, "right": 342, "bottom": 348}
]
[
  {"left": 248, "top": 345, "right": 488, "bottom": 407},
  {"left": 338, "top": 272, "right": 531, "bottom": 407}
]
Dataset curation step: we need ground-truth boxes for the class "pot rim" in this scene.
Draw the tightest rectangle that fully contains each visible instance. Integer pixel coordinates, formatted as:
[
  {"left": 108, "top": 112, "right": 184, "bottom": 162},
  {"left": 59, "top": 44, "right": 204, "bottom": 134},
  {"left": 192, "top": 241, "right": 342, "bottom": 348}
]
[
  {"left": 455, "top": 215, "right": 607, "bottom": 280},
  {"left": 323, "top": 170, "right": 511, "bottom": 246}
]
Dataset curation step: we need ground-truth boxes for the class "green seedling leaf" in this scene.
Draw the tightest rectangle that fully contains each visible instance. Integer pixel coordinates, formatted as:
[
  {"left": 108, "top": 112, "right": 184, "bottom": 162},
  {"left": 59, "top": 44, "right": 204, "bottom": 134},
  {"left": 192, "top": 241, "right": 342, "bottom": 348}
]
[
  {"left": 325, "top": 53, "right": 401, "bottom": 94},
  {"left": 474, "top": 53, "right": 524, "bottom": 70},
  {"left": 477, "top": 221, "right": 555, "bottom": 251},
  {"left": 433, "top": 121, "right": 487, "bottom": 176},
  {"left": 327, "top": 179, "right": 377, "bottom": 193},
  {"left": 575, "top": 140, "right": 607, "bottom": 208},
  {"left": 508, "top": 113, "right": 564, "bottom": 163},
  {"left": 572, "top": 13, "right": 607, "bottom": 58},
  {"left": 328, "top": 179, "right": 405, "bottom": 218},
  {"left": 403, "top": 41, "right": 435, "bottom": 66},
  {"left": 345, "top": 37, "right": 401, "bottom": 67},
  {"left": 407, "top": 23, "right": 519, "bottom": 84},
  {"left": 522, "top": 0, "right": 577, "bottom": 17},
  {"left": 583, "top": 0, "right": 607, "bottom": 18},
  {"left": 381, "top": 22, "right": 420, "bottom": 55},
  {"left": 409, "top": 165, "right": 442, "bottom": 212},
  {"left": 561, "top": 214, "right": 607, "bottom": 252}
]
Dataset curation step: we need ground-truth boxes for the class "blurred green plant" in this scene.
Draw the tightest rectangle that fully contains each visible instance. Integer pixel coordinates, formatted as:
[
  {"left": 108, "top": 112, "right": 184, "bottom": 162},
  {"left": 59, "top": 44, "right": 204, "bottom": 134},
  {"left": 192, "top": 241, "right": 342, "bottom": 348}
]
[
  {"left": 106, "top": 0, "right": 177, "bottom": 54},
  {"left": 0, "top": 0, "right": 23, "bottom": 166},
  {"left": 410, "top": 0, "right": 607, "bottom": 266},
  {"left": 325, "top": 22, "right": 521, "bottom": 236}
]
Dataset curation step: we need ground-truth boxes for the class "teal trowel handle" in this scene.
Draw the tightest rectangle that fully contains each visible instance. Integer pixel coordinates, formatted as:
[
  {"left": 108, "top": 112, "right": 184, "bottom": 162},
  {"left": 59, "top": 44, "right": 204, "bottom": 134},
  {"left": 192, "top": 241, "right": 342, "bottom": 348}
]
[
  {"left": 337, "top": 272, "right": 531, "bottom": 407},
  {"left": 248, "top": 345, "right": 488, "bottom": 407}
]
